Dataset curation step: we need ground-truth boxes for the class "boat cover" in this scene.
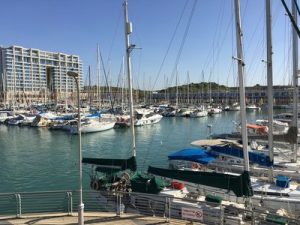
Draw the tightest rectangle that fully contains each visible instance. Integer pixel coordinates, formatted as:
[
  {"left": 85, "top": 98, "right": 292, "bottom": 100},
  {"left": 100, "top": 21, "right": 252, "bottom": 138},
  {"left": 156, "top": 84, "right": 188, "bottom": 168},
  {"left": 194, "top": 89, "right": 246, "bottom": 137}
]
[
  {"left": 208, "top": 126, "right": 298, "bottom": 144},
  {"left": 209, "top": 145, "right": 273, "bottom": 167},
  {"left": 82, "top": 156, "right": 137, "bottom": 172},
  {"left": 168, "top": 148, "right": 217, "bottom": 165},
  {"left": 148, "top": 166, "right": 253, "bottom": 197},
  {"left": 191, "top": 139, "right": 243, "bottom": 148},
  {"left": 130, "top": 172, "right": 170, "bottom": 194}
]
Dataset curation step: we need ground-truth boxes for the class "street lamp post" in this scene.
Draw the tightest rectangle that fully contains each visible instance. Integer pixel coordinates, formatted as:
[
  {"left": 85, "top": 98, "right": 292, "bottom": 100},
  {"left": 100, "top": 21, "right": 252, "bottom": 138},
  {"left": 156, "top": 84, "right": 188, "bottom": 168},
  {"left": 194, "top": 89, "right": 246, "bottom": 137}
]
[{"left": 67, "top": 71, "right": 84, "bottom": 225}]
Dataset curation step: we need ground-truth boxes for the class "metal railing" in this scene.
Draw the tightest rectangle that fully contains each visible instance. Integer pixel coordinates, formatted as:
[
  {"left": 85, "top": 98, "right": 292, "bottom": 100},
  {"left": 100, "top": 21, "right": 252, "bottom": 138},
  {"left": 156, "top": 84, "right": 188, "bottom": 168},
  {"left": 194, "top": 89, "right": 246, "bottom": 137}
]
[{"left": 0, "top": 190, "right": 300, "bottom": 225}]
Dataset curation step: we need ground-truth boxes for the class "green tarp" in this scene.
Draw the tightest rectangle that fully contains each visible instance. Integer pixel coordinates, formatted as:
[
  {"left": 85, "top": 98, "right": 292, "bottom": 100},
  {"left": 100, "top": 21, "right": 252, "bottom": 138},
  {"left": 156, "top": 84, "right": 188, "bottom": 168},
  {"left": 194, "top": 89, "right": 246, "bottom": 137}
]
[
  {"left": 130, "top": 172, "right": 170, "bottom": 194},
  {"left": 82, "top": 156, "right": 137, "bottom": 172},
  {"left": 148, "top": 166, "right": 253, "bottom": 197}
]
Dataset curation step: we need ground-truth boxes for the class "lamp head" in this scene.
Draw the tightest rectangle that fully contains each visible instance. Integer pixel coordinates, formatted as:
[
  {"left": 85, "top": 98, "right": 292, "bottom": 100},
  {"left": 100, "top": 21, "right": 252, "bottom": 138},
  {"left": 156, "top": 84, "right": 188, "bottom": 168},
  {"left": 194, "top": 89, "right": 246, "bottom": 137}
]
[{"left": 67, "top": 71, "right": 79, "bottom": 78}]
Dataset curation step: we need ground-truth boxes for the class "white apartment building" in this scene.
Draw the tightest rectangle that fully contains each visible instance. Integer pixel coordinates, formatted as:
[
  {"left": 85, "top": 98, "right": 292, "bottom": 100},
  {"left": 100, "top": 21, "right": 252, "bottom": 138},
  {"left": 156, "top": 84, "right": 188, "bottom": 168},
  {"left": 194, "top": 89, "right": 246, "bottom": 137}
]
[{"left": 0, "top": 45, "right": 83, "bottom": 105}]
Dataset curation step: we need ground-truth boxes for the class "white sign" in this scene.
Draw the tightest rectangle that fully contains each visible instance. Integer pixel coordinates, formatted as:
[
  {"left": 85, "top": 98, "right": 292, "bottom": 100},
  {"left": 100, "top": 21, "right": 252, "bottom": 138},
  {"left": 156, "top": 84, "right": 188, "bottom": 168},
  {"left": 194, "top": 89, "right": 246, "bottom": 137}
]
[{"left": 181, "top": 207, "right": 203, "bottom": 221}]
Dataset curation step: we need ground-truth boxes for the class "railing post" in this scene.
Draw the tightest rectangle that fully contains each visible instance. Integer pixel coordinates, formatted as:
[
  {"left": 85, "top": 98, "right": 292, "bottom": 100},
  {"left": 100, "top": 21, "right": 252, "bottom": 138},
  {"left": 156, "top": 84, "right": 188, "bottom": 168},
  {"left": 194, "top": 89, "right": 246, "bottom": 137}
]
[
  {"left": 219, "top": 204, "right": 224, "bottom": 225},
  {"left": 116, "top": 193, "right": 121, "bottom": 217},
  {"left": 15, "top": 194, "right": 21, "bottom": 218},
  {"left": 251, "top": 210, "right": 255, "bottom": 225},
  {"left": 67, "top": 192, "right": 73, "bottom": 216},
  {"left": 164, "top": 197, "right": 170, "bottom": 222},
  {"left": 148, "top": 199, "right": 155, "bottom": 217},
  {"left": 168, "top": 198, "right": 171, "bottom": 222}
]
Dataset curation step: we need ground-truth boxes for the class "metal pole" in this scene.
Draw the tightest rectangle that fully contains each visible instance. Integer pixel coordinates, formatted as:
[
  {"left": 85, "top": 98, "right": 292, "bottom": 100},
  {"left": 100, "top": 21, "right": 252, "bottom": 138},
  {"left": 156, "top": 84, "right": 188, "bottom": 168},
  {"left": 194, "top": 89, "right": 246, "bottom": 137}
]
[
  {"left": 124, "top": 0, "right": 136, "bottom": 157},
  {"left": 234, "top": 0, "right": 250, "bottom": 172},
  {"left": 292, "top": 0, "right": 298, "bottom": 163},
  {"left": 75, "top": 77, "right": 84, "bottom": 225},
  {"left": 266, "top": 0, "right": 274, "bottom": 182}
]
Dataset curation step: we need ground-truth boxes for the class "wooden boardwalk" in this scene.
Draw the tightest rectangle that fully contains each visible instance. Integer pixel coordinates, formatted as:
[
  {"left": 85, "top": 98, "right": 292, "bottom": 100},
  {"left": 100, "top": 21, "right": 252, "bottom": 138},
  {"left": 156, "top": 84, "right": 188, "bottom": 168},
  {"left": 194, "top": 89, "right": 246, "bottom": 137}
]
[{"left": 0, "top": 212, "right": 202, "bottom": 225}]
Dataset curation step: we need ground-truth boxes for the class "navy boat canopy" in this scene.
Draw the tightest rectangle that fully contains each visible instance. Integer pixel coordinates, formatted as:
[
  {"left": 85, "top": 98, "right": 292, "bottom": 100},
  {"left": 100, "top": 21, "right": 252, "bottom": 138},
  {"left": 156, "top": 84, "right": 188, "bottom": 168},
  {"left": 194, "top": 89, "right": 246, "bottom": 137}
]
[
  {"left": 168, "top": 148, "right": 217, "bottom": 165},
  {"left": 210, "top": 145, "right": 273, "bottom": 167}
]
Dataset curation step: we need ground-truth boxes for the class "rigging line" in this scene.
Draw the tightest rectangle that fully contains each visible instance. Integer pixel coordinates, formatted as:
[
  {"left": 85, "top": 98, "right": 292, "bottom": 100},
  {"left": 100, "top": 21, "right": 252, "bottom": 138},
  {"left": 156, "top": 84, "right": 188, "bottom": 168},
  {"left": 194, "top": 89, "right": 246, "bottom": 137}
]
[
  {"left": 99, "top": 46, "right": 114, "bottom": 110},
  {"left": 279, "top": 16, "right": 288, "bottom": 85},
  {"left": 241, "top": 0, "right": 249, "bottom": 22},
  {"left": 136, "top": 49, "right": 142, "bottom": 90},
  {"left": 246, "top": 23, "right": 265, "bottom": 84},
  {"left": 281, "top": 0, "right": 300, "bottom": 38},
  {"left": 150, "top": 0, "right": 189, "bottom": 91},
  {"left": 282, "top": 17, "right": 292, "bottom": 85},
  {"left": 250, "top": 41, "right": 265, "bottom": 85},
  {"left": 211, "top": 0, "right": 227, "bottom": 80},
  {"left": 273, "top": 0, "right": 283, "bottom": 26},
  {"left": 106, "top": 7, "right": 122, "bottom": 70},
  {"left": 230, "top": 0, "right": 235, "bottom": 87},
  {"left": 209, "top": 7, "right": 234, "bottom": 76},
  {"left": 111, "top": 59, "right": 124, "bottom": 109},
  {"left": 293, "top": 0, "right": 300, "bottom": 16},
  {"left": 288, "top": 31, "right": 293, "bottom": 85},
  {"left": 244, "top": 7, "right": 264, "bottom": 55},
  {"left": 225, "top": 59, "right": 234, "bottom": 92},
  {"left": 168, "top": 0, "right": 198, "bottom": 89},
  {"left": 83, "top": 70, "right": 89, "bottom": 87},
  {"left": 202, "top": 0, "right": 227, "bottom": 74}
]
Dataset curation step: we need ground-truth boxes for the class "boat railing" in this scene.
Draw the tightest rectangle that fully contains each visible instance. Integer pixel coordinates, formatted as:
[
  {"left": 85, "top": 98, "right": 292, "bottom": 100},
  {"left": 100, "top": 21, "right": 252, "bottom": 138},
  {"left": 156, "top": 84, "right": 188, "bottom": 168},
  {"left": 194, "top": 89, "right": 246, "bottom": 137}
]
[{"left": 0, "top": 190, "right": 299, "bottom": 224}]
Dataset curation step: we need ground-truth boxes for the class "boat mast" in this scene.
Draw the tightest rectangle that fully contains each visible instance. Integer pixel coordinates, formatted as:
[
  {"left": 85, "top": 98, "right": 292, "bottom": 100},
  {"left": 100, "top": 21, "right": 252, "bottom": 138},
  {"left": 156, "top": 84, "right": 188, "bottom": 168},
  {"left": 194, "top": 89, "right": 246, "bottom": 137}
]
[
  {"left": 176, "top": 67, "right": 179, "bottom": 109},
  {"left": 292, "top": 0, "right": 298, "bottom": 163},
  {"left": 88, "top": 65, "right": 92, "bottom": 107},
  {"left": 124, "top": 0, "right": 136, "bottom": 157},
  {"left": 209, "top": 70, "right": 212, "bottom": 105},
  {"left": 143, "top": 73, "right": 146, "bottom": 104},
  {"left": 121, "top": 56, "right": 125, "bottom": 111},
  {"left": 187, "top": 71, "right": 190, "bottom": 105},
  {"left": 164, "top": 74, "right": 167, "bottom": 103},
  {"left": 201, "top": 71, "right": 204, "bottom": 105},
  {"left": 12, "top": 54, "right": 16, "bottom": 115},
  {"left": 65, "top": 73, "right": 68, "bottom": 111},
  {"left": 96, "top": 44, "right": 101, "bottom": 110},
  {"left": 266, "top": 0, "right": 274, "bottom": 177},
  {"left": 234, "top": 0, "right": 250, "bottom": 172}
]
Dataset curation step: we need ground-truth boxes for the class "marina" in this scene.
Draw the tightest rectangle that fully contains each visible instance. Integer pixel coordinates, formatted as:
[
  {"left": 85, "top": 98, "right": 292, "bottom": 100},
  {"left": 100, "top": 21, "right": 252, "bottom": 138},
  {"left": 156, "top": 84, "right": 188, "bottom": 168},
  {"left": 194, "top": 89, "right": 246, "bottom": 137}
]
[
  {"left": 0, "top": 110, "right": 264, "bottom": 193},
  {"left": 2, "top": 0, "right": 300, "bottom": 224}
]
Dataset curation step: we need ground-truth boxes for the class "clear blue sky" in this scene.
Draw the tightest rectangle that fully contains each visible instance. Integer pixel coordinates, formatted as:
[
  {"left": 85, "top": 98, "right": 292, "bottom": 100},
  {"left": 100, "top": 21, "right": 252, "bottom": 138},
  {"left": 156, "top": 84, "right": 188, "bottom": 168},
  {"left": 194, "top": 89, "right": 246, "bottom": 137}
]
[{"left": 0, "top": 0, "right": 294, "bottom": 90}]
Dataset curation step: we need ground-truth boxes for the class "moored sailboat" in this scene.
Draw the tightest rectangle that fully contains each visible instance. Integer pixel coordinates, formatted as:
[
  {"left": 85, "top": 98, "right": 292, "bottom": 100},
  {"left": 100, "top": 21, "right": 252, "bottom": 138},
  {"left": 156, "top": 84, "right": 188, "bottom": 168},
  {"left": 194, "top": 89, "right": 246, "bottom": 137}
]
[
  {"left": 148, "top": 0, "right": 300, "bottom": 218},
  {"left": 81, "top": 2, "right": 250, "bottom": 224},
  {"left": 148, "top": 0, "right": 254, "bottom": 212}
]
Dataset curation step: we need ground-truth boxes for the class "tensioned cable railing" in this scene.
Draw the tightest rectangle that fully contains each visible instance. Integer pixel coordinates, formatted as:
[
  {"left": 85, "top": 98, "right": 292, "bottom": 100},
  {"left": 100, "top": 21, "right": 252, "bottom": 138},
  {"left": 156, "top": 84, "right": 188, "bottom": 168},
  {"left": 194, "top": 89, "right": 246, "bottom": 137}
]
[{"left": 0, "top": 190, "right": 300, "bottom": 225}]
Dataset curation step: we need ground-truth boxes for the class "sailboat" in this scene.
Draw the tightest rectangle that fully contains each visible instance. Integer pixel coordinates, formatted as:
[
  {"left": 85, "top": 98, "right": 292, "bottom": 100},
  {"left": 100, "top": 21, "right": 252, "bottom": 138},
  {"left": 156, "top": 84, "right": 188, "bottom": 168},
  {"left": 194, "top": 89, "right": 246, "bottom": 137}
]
[
  {"left": 148, "top": 0, "right": 300, "bottom": 218},
  {"left": 148, "top": 0, "right": 253, "bottom": 207},
  {"left": 82, "top": 0, "right": 182, "bottom": 195},
  {"left": 82, "top": 2, "right": 250, "bottom": 224},
  {"left": 69, "top": 117, "right": 116, "bottom": 134}
]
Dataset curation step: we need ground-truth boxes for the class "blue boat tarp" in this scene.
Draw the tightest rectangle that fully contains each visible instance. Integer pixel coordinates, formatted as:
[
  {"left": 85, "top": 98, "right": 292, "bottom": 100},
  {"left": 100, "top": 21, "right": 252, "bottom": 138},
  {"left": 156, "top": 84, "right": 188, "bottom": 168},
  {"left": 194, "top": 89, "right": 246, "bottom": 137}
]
[
  {"left": 86, "top": 112, "right": 102, "bottom": 118},
  {"left": 168, "top": 148, "right": 217, "bottom": 165},
  {"left": 210, "top": 145, "right": 273, "bottom": 167}
]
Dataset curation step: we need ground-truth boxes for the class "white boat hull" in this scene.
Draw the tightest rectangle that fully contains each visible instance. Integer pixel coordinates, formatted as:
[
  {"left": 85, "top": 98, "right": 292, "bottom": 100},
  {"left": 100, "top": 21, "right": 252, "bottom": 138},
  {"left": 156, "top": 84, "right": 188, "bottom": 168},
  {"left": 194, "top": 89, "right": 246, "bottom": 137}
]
[
  {"left": 134, "top": 115, "right": 162, "bottom": 126},
  {"left": 70, "top": 121, "right": 115, "bottom": 134}
]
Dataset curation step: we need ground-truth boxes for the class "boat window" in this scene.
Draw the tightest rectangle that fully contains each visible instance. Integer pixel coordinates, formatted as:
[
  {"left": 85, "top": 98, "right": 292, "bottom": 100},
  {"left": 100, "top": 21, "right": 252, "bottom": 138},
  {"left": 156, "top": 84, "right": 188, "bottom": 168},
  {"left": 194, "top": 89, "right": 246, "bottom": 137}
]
[{"left": 136, "top": 114, "right": 143, "bottom": 119}]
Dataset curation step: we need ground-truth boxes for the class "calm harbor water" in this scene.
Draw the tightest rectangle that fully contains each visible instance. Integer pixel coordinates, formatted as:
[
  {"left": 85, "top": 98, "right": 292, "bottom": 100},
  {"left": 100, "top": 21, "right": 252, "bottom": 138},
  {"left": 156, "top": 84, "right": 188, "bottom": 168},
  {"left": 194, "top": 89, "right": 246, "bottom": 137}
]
[{"left": 0, "top": 110, "right": 269, "bottom": 193}]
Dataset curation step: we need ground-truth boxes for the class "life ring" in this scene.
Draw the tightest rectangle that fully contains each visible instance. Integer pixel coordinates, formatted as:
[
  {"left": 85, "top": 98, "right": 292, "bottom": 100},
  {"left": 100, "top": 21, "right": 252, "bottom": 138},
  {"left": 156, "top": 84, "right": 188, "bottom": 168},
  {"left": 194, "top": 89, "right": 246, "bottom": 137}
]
[
  {"left": 91, "top": 180, "right": 99, "bottom": 190},
  {"left": 191, "top": 163, "right": 201, "bottom": 170}
]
